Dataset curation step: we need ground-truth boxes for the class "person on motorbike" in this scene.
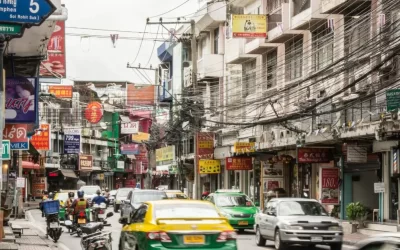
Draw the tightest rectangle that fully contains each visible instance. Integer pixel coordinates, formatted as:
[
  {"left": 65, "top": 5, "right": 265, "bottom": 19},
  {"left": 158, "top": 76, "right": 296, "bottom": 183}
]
[
  {"left": 71, "top": 190, "right": 89, "bottom": 224},
  {"left": 65, "top": 192, "right": 75, "bottom": 220},
  {"left": 92, "top": 190, "right": 106, "bottom": 206},
  {"left": 40, "top": 191, "right": 49, "bottom": 217},
  {"left": 104, "top": 188, "right": 110, "bottom": 206}
]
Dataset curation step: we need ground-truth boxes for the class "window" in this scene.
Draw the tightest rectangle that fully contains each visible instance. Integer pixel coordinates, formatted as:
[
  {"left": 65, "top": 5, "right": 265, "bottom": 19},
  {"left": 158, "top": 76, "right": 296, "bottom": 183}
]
[
  {"left": 285, "top": 38, "right": 303, "bottom": 81},
  {"left": 265, "top": 50, "right": 277, "bottom": 90},
  {"left": 242, "top": 59, "right": 257, "bottom": 97},
  {"left": 132, "top": 205, "right": 148, "bottom": 223},
  {"left": 214, "top": 28, "right": 219, "bottom": 54},
  {"left": 312, "top": 27, "right": 334, "bottom": 72},
  {"left": 293, "top": 0, "right": 310, "bottom": 16}
]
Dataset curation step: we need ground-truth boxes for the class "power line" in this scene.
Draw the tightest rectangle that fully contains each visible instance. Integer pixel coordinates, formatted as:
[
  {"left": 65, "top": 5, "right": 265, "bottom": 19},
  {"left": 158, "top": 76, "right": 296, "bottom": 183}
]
[{"left": 149, "top": 0, "right": 193, "bottom": 18}]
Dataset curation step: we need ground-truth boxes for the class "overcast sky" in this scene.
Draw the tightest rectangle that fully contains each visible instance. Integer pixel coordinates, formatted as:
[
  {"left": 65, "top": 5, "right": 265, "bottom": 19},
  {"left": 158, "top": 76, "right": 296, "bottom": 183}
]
[{"left": 62, "top": 0, "right": 199, "bottom": 84}]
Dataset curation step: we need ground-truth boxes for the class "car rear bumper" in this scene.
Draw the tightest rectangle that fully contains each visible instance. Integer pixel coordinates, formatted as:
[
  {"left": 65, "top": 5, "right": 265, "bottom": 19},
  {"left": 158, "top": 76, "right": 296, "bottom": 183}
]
[
  {"left": 148, "top": 242, "right": 238, "bottom": 250},
  {"left": 228, "top": 218, "right": 255, "bottom": 229},
  {"left": 280, "top": 230, "right": 343, "bottom": 245}
]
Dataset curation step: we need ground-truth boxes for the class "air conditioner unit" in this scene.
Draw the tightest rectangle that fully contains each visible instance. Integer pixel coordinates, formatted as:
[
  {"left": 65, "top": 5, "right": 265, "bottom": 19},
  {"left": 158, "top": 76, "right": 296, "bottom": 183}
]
[{"left": 94, "top": 130, "right": 102, "bottom": 138}]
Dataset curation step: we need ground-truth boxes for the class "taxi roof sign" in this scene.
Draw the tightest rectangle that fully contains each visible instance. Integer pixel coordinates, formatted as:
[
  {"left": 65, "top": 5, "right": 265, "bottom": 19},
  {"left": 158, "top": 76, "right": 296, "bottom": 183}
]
[{"left": 215, "top": 189, "right": 242, "bottom": 193}]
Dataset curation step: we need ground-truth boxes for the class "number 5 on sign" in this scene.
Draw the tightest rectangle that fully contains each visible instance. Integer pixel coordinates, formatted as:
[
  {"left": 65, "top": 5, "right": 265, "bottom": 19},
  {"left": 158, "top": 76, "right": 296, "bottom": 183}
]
[{"left": 30, "top": 0, "right": 40, "bottom": 14}]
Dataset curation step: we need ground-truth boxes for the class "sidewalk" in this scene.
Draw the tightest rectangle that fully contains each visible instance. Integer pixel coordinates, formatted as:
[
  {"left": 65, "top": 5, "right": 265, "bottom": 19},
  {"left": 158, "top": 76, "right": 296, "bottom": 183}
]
[{"left": 343, "top": 233, "right": 369, "bottom": 245}]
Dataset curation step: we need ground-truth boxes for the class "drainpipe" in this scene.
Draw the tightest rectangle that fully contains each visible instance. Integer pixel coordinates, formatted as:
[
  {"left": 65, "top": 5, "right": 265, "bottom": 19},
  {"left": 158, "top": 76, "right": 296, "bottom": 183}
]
[{"left": 46, "top": 7, "right": 68, "bottom": 21}]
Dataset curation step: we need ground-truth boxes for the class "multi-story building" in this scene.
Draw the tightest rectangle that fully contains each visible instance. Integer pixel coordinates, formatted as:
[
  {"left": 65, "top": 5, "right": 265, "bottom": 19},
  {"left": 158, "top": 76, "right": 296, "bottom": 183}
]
[{"left": 158, "top": 0, "right": 400, "bottom": 223}]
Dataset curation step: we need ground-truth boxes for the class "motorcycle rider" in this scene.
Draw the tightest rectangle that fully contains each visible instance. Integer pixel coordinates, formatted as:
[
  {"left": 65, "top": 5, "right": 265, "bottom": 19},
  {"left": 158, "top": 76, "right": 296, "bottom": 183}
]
[
  {"left": 65, "top": 192, "right": 75, "bottom": 220},
  {"left": 104, "top": 187, "right": 110, "bottom": 206},
  {"left": 40, "top": 191, "right": 49, "bottom": 217},
  {"left": 92, "top": 190, "right": 106, "bottom": 206},
  {"left": 71, "top": 190, "right": 89, "bottom": 224}
]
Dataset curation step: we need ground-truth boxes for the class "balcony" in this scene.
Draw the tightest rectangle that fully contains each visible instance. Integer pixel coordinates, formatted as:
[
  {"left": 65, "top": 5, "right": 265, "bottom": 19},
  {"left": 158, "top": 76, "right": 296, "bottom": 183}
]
[
  {"left": 198, "top": 54, "right": 224, "bottom": 82},
  {"left": 291, "top": 0, "right": 328, "bottom": 30},
  {"left": 225, "top": 38, "right": 258, "bottom": 64},
  {"left": 321, "top": 0, "right": 370, "bottom": 15},
  {"left": 194, "top": 1, "right": 226, "bottom": 32}
]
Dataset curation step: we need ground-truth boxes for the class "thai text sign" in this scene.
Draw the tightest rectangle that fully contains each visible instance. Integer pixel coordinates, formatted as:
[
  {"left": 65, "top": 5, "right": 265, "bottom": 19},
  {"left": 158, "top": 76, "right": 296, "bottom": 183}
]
[
  {"left": 298, "top": 148, "right": 333, "bottom": 163},
  {"left": 1, "top": 140, "right": 10, "bottom": 160},
  {"left": 120, "top": 143, "right": 139, "bottom": 155},
  {"left": 40, "top": 21, "right": 66, "bottom": 77},
  {"left": 226, "top": 157, "right": 253, "bottom": 170},
  {"left": 156, "top": 146, "right": 175, "bottom": 163},
  {"left": 31, "top": 124, "right": 51, "bottom": 151},
  {"left": 5, "top": 77, "right": 38, "bottom": 124},
  {"left": 79, "top": 155, "right": 93, "bottom": 171},
  {"left": 231, "top": 14, "right": 267, "bottom": 38},
  {"left": 132, "top": 132, "right": 150, "bottom": 142},
  {"left": 199, "top": 160, "right": 221, "bottom": 174},
  {"left": 64, "top": 128, "right": 81, "bottom": 154},
  {"left": 319, "top": 167, "right": 339, "bottom": 205},
  {"left": 121, "top": 121, "right": 139, "bottom": 134},
  {"left": 197, "top": 132, "right": 214, "bottom": 157},
  {"left": 233, "top": 142, "right": 255, "bottom": 153},
  {"left": 3, "top": 124, "right": 29, "bottom": 150},
  {"left": 386, "top": 89, "right": 400, "bottom": 111},
  {"left": 48, "top": 85, "right": 72, "bottom": 98}
]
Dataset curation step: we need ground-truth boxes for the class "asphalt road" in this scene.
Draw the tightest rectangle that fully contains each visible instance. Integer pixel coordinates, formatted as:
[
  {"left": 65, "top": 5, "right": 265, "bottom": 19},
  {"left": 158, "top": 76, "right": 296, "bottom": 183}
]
[{"left": 28, "top": 207, "right": 353, "bottom": 250}]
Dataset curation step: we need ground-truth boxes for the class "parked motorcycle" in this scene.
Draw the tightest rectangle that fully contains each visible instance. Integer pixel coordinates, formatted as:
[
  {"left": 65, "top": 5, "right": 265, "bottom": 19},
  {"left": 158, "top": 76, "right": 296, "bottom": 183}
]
[
  {"left": 91, "top": 203, "right": 107, "bottom": 222},
  {"left": 66, "top": 212, "right": 113, "bottom": 237},
  {"left": 81, "top": 231, "right": 112, "bottom": 250}
]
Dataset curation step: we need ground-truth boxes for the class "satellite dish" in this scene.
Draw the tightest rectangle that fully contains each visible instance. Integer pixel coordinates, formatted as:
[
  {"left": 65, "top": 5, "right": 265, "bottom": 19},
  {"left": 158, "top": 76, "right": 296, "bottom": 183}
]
[{"left": 100, "top": 122, "right": 107, "bottom": 130}]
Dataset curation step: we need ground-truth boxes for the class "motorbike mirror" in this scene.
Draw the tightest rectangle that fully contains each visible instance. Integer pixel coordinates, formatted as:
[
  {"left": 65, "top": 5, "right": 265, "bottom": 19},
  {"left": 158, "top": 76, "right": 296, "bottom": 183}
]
[
  {"left": 65, "top": 220, "right": 73, "bottom": 226},
  {"left": 119, "top": 217, "right": 128, "bottom": 225},
  {"left": 106, "top": 212, "right": 114, "bottom": 218}
]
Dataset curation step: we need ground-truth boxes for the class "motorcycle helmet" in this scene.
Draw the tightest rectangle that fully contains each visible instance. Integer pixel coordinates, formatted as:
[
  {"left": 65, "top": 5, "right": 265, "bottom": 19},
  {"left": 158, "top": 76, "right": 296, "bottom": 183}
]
[
  {"left": 68, "top": 192, "right": 74, "bottom": 198},
  {"left": 105, "top": 188, "right": 109, "bottom": 192},
  {"left": 48, "top": 192, "right": 54, "bottom": 199},
  {"left": 77, "top": 190, "right": 84, "bottom": 198},
  {"left": 96, "top": 190, "right": 101, "bottom": 195}
]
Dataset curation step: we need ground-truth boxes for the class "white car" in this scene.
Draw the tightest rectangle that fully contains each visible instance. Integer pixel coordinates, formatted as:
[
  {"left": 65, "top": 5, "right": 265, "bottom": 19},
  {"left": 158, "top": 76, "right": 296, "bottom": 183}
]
[
  {"left": 114, "top": 188, "right": 134, "bottom": 212},
  {"left": 79, "top": 185, "right": 101, "bottom": 204}
]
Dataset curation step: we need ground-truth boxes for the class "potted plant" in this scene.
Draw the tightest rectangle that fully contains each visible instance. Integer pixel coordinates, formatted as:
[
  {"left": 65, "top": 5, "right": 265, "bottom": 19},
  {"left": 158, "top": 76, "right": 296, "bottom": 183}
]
[{"left": 345, "top": 202, "right": 368, "bottom": 231}]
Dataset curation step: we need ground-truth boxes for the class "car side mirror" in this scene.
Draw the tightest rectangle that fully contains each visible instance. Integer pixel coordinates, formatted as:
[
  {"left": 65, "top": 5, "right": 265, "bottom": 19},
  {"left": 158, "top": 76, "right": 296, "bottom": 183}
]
[
  {"left": 124, "top": 200, "right": 131, "bottom": 204},
  {"left": 119, "top": 217, "right": 128, "bottom": 225}
]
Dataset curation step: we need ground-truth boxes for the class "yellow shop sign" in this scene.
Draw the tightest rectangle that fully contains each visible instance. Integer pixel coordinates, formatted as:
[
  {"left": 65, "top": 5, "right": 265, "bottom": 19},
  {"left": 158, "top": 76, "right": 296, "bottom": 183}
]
[
  {"left": 233, "top": 142, "right": 255, "bottom": 153},
  {"left": 198, "top": 159, "right": 221, "bottom": 174}
]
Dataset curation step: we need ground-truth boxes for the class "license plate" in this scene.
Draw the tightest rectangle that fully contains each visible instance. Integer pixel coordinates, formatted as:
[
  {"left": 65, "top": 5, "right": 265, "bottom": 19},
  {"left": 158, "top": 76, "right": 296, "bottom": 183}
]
[
  {"left": 98, "top": 213, "right": 106, "bottom": 218},
  {"left": 50, "top": 222, "right": 59, "bottom": 228},
  {"left": 78, "top": 218, "right": 86, "bottom": 224},
  {"left": 311, "top": 236, "right": 323, "bottom": 242},
  {"left": 183, "top": 235, "right": 205, "bottom": 244},
  {"left": 238, "top": 221, "right": 248, "bottom": 226}
]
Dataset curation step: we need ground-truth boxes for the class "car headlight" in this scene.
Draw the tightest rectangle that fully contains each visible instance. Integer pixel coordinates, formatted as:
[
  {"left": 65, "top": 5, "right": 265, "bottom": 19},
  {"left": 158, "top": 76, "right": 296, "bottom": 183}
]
[
  {"left": 220, "top": 212, "right": 231, "bottom": 218},
  {"left": 281, "top": 224, "right": 303, "bottom": 230},
  {"left": 328, "top": 226, "right": 342, "bottom": 231}
]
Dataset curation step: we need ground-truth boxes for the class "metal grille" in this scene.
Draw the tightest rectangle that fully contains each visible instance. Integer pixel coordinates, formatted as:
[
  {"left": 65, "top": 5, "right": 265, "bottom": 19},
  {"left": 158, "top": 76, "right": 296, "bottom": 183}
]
[{"left": 232, "top": 214, "right": 252, "bottom": 218}]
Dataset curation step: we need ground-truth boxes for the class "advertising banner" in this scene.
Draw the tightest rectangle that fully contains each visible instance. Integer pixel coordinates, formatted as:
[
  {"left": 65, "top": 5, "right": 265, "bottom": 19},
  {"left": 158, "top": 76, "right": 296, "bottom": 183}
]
[
  {"left": 132, "top": 132, "right": 150, "bottom": 142},
  {"left": 79, "top": 155, "right": 93, "bottom": 171},
  {"left": 262, "top": 161, "right": 283, "bottom": 177},
  {"left": 64, "top": 128, "right": 81, "bottom": 154},
  {"left": 226, "top": 157, "right": 253, "bottom": 170},
  {"left": 3, "top": 124, "right": 29, "bottom": 150},
  {"left": 48, "top": 85, "right": 72, "bottom": 98},
  {"left": 126, "top": 84, "right": 156, "bottom": 106},
  {"left": 196, "top": 132, "right": 214, "bottom": 158},
  {"left": 120, "top": 143, "right": 140, "bottom": 155},
  {"left": 85, "top": 102, "right": 103, "bottom": 124},
  {"left": 233, "top": 142, "right": 255, "bottom": 153},
  {"left": 32, "top": 177, "right": 46, "bottom": 197},
  {"left": 31, "top": 124, "right": 51, "bottom": 151},
  {"left": 231, "top": 14, "right": 267, "bottom": 38},
  {"left": 121, "top": 121, "right": 139, "bottom": 134},
  {"left": 262, "top": 178, "right": 284, "bottom": 192},
  {"left": 199, "top": 159, "right": 221, "bottom": 174},
  {"left": 40, "top": 21, "right": 66, "bottom": 78},
  {"left": 5, "top": 77, "right": 38, "bottom": 124},
  {"left": 156, "top": 146, "right": 175, "bottom": 164},
  {"left": 298, "top": 148, "right": 333, "bottom": 163},
  {"left": 319, "top": 167, "right": 340, "bottom": 205}
]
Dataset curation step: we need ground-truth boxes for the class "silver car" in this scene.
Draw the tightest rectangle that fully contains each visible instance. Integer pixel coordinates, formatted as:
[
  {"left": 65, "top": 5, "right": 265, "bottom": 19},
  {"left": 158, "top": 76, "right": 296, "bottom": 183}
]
[{"left": 255, "top": 198, "right": 343, "bottom": 250}]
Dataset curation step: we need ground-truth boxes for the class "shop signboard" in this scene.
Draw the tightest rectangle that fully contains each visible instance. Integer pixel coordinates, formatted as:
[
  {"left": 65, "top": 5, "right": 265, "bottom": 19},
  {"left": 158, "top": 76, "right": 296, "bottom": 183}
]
[
  {"left": 31, "top": 124, "right": 51, "bottom": 151},
  {"left": 298, "top": 148, "right": 333, "bottom": 163},
  {"left": 231, "top": 14, "right": 267, "bottom": 38},
  {"left": 5, "top": 77, "right": 38, "bottom": 124},
  {"left": 135, "top": 161, "right": 143, "bottom": 174},
  {"left": 196, "top": 132, "right": 214, "bottom": 158},
  {"left": 386, "top": 89, "right": 400, "bottom": 111},
  {"left": 261, "top": 161, "right": 283, "bottom": 177},
  {"left": 120, "top": 143, "right": 140, "bottom": 155},
  {"left": 64, "top": 128, "right": 80, "bottom": 154},
  {"left": 1, "top": 140, "right": 10, "bottom": 160},
  {"left": 84, "top": 102, "right": 103, "bottom": 124},
  {"left": 132, "top": 132, "right": 150, "bottom": 142},
  {"left": 3, "top": 124, "right": 29, "bottom": 150},
  {"left": 156, "top": 146, "right": 175, "bottom": 164},
  {"left": 374, "top": 182, "right": 385, "bottom": 193},
  {"left": 48, "top": 86, "right": 72, "bottom": 98},
  {"left": 233, "top": 142, "right": 255, "bottom": 153},
  {"left": 121, "top": 121, "right": 139, "bottom": 134},
  {"left": 79, "top": 155, "right": 93, "bottom": 171},
  {"left": 226, "top": 157, "right": 252, "bottom": 170},
  {"left": 319, "top": 167, "right": 339, "bottom": 205},
  {"left": 199, "top": 160, "right": 221, "bottom": 174},
  {"left": 32, "top": 177, "right": 46, "bottom": 197},
  {"left": 347, "top": 145, "right": 367, "bottom": 163},
  {"left": 262, "top": 178, "right": 283, "bottom": 192}
]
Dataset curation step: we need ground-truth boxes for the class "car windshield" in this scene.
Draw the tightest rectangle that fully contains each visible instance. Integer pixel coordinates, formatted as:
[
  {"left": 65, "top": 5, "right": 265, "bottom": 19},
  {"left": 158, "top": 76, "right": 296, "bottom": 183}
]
[
  {"left": 80, "top": 187, "right": 99, "bottom": 195},
  {"left": 154, "top": 203, "right": 220, "bottom": 218},
  {"left": 278, "top": 201, "right": 328, "bottom": 216},
  {"left": 132, "top": 192, "right": 167, "bottom": 203},
  {"left": 215, "top": 194, "right": 252, "bottom": 207},
  {"left": 166, "top": 193, "right": 188, "bottom": 199},
  {"left": 117, "top": 189, "right": 131, "bottom": 197}
]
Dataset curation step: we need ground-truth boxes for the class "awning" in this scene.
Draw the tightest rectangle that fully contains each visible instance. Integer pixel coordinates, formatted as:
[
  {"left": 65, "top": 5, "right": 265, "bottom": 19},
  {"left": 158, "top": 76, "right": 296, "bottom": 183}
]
[
  {"left": 59, "top": 169, "right": 78, "bottom": 179},
  {"left": 22, "top": 161, "right": 39, "bottom": 170}
]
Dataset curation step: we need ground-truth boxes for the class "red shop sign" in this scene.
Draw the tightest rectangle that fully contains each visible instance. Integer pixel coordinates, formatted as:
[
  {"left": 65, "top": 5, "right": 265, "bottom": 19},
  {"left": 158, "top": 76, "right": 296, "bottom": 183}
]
[
  {"left": 226, "top": 157, "right": 253, "bottom": 171},
  {"left": 84, "top": 102, "right": 103, "bottom": 124},
  {"left": 298, "top": 148, "right": 333, "bottom": 163},
  {"left": 319, "top": 167, "right": 339, "bottom": 205}
]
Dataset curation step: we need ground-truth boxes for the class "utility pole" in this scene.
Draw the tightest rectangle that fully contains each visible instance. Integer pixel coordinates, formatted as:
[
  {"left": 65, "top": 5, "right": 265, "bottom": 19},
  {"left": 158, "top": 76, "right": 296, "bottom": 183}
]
[{"left": 145, "top": 18, "right": 199, "bottom": 199}]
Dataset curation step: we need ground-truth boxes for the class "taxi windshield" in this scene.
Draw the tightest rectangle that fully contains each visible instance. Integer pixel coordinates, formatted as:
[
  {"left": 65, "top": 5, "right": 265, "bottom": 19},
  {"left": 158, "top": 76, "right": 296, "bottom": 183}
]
[
  {"left": 132, "top": 192, "right": 167, "bottom": 203},
  {"left": 215, "top": 194, "right": 252, "bottom": 207},
  {"left": 154, "top": 203, "right": 219, "bottom": 218},
  {"left": 166, "top": 193, "right": 188, "bottom": 199}
]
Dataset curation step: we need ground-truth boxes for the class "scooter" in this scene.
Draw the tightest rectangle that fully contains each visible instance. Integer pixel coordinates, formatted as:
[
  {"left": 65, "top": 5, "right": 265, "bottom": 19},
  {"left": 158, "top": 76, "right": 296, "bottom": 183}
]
[
  {"left": 81, "top": 231, "right": 112, "bottom": 250},
  {"left": 46, "top": 213, "right": 62, "bottom": 243},
  {"left": 91, "top": 203, "right": 107, "bottom": 222},
  {"left": 66, "top": 212, "right": 113, "bottom": 237}
]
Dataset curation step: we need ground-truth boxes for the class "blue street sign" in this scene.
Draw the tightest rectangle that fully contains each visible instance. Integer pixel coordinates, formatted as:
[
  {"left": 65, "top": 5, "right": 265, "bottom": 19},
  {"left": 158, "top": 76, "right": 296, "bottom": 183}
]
[
  {"left": 0, "top": 0, "right": 56, "bottom": 25},
  {"left": 10, "top": 142, "right": 29, "bottom": 150}
]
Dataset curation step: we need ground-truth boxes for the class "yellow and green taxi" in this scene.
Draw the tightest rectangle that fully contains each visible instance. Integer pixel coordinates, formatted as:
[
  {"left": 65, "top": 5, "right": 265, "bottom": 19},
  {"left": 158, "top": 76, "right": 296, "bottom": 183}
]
[
  {"left": 207, "top": 189, "right": 258, "bottom": 233},
  {"left": 165, "top": 190, "right": 188, "bottom": 199},
  {"left": 119, "top": 200, "right": 238, "bottom": 250}
]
